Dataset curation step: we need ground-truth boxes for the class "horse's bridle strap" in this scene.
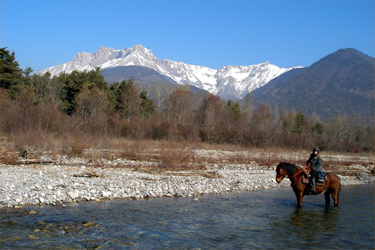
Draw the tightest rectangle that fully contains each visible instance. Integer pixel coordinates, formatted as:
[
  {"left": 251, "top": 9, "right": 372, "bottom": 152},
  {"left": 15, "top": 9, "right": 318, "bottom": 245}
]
[{"left": 285, "top": 165, "right": 310, "bottom": 179}]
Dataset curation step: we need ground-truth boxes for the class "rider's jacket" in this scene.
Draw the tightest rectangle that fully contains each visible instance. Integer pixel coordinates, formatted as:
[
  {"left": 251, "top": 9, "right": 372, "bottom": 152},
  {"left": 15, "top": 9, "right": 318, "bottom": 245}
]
[{"left": 306, "top": 154, "right": 322, "bottom": 172}]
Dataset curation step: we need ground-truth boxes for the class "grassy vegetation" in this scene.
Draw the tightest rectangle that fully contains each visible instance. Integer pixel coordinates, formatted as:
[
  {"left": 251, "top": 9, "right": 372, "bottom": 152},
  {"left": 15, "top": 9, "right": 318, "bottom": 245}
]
[{"left": 1, "top": 132, "right": 373, "bottom": 177}]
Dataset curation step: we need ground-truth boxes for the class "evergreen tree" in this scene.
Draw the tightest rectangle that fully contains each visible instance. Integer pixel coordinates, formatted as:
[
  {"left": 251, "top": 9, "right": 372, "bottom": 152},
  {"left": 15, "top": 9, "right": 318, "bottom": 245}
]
[
  {"left": 0, "top": 48, "right": 23, "bottom": 89},
  {"left": 112, "top": 78, "right": 141, "bottom": 121},
  {"left": 139, "top": 90, "right": 154, "bottom": 120},
  {"left": 58, "top": 68, "right": 108, "bottom": 115},
  {"left": 23, "top": 67, "right": 34, "bottom": 78},
  {"left": 292, "top": 111, "right": 307, "bottom": 134},
  {"left": 226, "top": 100, "right": 242, "bottom": 120},
  {"left": 312, "top": 122, "right": 324, "bottom": 135}
]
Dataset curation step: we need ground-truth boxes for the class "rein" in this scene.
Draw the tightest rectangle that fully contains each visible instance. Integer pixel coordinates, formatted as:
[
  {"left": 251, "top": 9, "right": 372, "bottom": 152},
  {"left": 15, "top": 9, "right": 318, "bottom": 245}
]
[
  {"left": 289, "top": 167, "right": 307, "bottom": 178},
  {"left": 280, "top": 164, "right": 311, "bottom": 186}
]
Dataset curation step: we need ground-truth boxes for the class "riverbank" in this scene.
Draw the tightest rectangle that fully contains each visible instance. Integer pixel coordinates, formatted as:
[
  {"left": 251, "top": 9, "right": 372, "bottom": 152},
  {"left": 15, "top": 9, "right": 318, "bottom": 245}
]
[{"left": 1, "top": 149, "right": 374, "bottom": 209}]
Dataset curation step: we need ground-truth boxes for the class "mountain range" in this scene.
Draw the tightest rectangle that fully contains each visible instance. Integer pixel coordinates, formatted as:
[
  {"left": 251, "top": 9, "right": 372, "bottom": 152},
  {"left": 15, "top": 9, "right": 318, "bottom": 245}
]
[
  {"left": 250, "top": 48, "right": 374, "bottom": 123},
  {"left": 37, "top": 44, "right": 301, "bottom": 100},
  {"left": 37, "top": 45, "right": 374, "bottom": 123}
]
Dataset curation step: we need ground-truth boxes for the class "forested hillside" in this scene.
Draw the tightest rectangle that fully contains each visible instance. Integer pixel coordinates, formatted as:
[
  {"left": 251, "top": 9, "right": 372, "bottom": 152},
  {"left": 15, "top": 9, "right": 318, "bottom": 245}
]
[
  {"left": 1, "top": 47, "right": 374, "bottom": 153},
  {"left": 251, "top": 48, "right": 374, "bottom": 124}
]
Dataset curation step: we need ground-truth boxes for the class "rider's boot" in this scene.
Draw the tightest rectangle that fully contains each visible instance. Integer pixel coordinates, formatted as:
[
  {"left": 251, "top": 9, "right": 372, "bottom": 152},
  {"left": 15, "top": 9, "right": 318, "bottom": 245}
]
[{"left": 311, "top": 179, "right": 316, "bottom": 193}]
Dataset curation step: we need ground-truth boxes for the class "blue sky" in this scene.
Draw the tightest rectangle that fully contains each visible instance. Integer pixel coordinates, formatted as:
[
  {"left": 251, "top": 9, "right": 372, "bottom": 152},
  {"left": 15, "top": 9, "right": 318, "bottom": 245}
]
[{"left": 1, "top": 1, "right": 374, "bottom": 72}]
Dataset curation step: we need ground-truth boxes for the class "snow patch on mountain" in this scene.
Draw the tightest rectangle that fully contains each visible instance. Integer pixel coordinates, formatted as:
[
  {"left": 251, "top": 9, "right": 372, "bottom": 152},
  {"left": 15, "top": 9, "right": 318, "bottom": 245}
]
[{"left": 37, "top": 45, "right": 302, "bottom": 100}]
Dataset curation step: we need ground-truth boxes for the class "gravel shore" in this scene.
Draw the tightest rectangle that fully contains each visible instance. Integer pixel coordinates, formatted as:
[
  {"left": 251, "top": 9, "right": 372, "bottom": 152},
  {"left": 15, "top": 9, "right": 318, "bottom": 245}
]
[{"left": 1, "top": 154, "right": 374, "bottom": 208}]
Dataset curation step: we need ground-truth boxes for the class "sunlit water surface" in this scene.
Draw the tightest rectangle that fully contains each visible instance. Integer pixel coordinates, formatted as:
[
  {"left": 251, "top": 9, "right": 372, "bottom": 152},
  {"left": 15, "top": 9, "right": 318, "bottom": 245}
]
[{"left": 1, "top": 184, "right": 374, "bottom": 249}]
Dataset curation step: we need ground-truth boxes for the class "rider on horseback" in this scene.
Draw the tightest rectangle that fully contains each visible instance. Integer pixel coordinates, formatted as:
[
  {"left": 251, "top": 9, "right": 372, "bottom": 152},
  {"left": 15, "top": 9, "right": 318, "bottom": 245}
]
[{"left": 306, "top": 147, "right": 322, "bottom": 192}]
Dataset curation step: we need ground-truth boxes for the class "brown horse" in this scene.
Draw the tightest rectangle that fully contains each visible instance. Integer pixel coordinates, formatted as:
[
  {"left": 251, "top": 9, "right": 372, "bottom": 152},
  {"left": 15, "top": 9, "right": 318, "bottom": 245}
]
[{"left": 276, "top": 162, "right": 341, "bottom": 207}]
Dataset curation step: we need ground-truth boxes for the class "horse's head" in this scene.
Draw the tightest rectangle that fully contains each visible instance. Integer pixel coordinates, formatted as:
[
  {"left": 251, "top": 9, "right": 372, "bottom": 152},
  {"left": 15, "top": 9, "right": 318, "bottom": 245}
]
[{"left": 276, "top": 162, "right": 288, "bottom": 183}]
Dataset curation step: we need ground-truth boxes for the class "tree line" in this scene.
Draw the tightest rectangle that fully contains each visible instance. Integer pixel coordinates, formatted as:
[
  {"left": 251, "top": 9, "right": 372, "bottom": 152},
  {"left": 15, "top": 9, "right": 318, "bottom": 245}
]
[{"left": 1, "top": 47, "right": 373, "bottom": 153}]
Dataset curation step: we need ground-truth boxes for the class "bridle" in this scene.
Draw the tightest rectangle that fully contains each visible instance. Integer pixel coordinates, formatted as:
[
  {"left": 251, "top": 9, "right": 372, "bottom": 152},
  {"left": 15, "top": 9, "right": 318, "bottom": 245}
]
[{"left": 277, "top": 163, "right": 311, "bottom": 186}]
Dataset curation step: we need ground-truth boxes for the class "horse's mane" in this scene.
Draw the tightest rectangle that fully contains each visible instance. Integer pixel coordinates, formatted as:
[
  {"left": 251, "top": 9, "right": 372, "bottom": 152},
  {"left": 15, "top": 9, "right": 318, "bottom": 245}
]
[{"left": 278, "top": 162, "right": 302, "bottom": 176}]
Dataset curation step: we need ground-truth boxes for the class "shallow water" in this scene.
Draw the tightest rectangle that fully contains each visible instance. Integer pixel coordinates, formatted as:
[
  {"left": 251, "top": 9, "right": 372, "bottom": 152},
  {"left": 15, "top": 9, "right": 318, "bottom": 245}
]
[{"left": 1, "top": 184, "right": 374, "bottom": 249}]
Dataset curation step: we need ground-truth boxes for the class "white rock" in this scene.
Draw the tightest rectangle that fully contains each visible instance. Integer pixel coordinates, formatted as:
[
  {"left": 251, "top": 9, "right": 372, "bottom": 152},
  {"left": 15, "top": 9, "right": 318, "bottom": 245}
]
[
  {"left": 102, "top": 191, "right": 112, "bottom": 198},
  {"left": 67, "top": 191, "right": 78, "bottom": 199}
]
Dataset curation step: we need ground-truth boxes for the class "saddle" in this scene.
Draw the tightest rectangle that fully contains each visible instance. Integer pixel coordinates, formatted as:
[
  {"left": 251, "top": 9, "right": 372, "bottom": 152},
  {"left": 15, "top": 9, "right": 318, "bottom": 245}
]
[{"left": 302, "top": 171, "right": 327, "bottom": 186}]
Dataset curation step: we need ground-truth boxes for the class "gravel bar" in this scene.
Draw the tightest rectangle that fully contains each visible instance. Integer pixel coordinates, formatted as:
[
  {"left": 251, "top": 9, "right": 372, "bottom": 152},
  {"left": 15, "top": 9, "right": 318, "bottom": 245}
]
[{"left": 1, "top": 156, "right": 374, "bottom": 208}]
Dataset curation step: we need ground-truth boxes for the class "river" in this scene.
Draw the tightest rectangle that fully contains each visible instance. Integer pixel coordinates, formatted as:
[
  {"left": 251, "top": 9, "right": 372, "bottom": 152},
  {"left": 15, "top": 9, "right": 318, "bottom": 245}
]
[{"left": 1, "top": 184, "right": 374, "bottom": 249}]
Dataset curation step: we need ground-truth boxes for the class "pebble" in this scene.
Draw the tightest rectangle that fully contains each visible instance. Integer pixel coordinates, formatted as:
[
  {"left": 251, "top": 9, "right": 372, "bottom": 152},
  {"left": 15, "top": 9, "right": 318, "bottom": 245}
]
[
  {"left": 67, "top": 192, "right": 78, "bottom": 199},
  {"left": 0, "top": 156, "right": 374, "bottom": 208},
  {"left": 83, "top": 222, "right": 95, "bottom": 227},
  {"left": 28, "top": 235, "right": 38, "bottom": 240}
]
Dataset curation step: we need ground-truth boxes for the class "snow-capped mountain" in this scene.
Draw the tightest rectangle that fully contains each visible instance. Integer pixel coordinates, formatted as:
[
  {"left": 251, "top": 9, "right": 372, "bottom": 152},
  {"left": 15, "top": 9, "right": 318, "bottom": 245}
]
[{"left": 37, "top": 44, "right": 302, "bottom": 100}]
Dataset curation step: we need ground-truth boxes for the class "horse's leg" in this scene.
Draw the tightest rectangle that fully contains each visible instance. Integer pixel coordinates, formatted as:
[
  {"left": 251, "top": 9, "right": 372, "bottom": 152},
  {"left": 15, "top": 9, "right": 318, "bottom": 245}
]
[
  {"left": 327, "top": 174, "right": 340, "bottom": 207},
  {"left": 295, "top": 192, "right": 303, "bottom": 208},
  {"left": 332, "top": 188, "right": 340, "bottom": 207},
  {"left": 324, "top": 191, "right": 331, "bottom": 207}
]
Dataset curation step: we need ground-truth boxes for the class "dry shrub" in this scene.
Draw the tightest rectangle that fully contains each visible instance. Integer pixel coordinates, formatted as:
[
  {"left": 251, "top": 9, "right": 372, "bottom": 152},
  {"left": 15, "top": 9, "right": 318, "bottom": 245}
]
[
  {"left": 130, "top": 162, "right": 205, "bottom": 175},
  {"left": 323, "top": 157, "right": 372, "bottom": 167},
  {"left": 68, "top": 132, "right": 93, "bottom": 156},
  {"left": 157, "top": 163, "right": 206, "bottom": 172},
  {"left": 148, "top": 119, "right": 170, "bottom": 140},
  {"left": 7, "top": 127, "right": 49, "bottom": 152},
  {"left": 202, "top": 171, "right": 221, "bottom": 178},
  {"left": 196, "top": 146, "right": 311, "bottom": 167},
  {"left": 0, "top": 137, "right": 19, "bottom": 164},
  {"left": 118, "top": 140, "right": 204, "bottom": 172},
  {"left": 323, "top": 165, "right": 364, "bottom": 177},
  {"left": 225, "top": 148, "right": 259, "bottom": 165},
  {"left": 158, "top": 141, "right": 194, "bottom": 166},
  {"left": 105, "top": 138, "right": 148, "bottom": 161},
  {"left": 1, "top": 151, "right": 19, "bottom": 165},
  {"left": 119, "top": 140, "right": 147, "bottom": 161}
]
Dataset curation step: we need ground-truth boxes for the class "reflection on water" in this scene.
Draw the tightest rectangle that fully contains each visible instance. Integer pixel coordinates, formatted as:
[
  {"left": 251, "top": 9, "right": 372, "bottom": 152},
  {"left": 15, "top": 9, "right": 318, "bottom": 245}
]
[
  {"left": 269, "top": 206, "right": 340, "bottom": 249},
  {"left": 289, "top": 207, "right": 339, "bottom": 234},
  {"left": 1, "top": 185, "right": 374, "bottom": 249}
]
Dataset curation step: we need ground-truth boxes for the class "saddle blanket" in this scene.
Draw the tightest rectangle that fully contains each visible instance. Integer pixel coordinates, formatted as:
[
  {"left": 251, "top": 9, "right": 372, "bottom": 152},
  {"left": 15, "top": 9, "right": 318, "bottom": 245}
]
[
  {"left": 302, "top": 172, "right": 327, "bottom": 186},
  {"left": 317, "top": 171, "right": 327, "bottom": 180}
]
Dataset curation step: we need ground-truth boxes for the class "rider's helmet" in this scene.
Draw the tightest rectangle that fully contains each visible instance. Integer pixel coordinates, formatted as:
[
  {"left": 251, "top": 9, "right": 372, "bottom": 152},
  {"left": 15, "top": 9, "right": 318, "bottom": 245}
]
[{"left": 313, "top": 147, "right": 320, "bottom": 153}]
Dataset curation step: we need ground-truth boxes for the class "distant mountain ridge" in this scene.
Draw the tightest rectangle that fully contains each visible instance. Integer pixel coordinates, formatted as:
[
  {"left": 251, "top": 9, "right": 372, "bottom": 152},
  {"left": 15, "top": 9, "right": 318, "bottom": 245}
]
[
  {"left": 250, "top": 48, "right": 374, "bottom": 123},
  {"left": 37, "top": 44, "right": 301, "bottom": 100},
  {"left": 101, "top": 66, "right": 178, "bottom": 86},
  {"left": 100, "top": 65, "right": 209, "bottom": 96}
]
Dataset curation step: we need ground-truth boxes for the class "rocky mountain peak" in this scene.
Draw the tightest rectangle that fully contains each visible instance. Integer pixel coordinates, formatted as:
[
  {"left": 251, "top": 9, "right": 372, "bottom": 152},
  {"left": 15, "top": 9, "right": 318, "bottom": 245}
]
[
  {"left": 37, "top": 44, "right": 301, "bottom": 100},
  {"left": 72, "top": 51, "right": 92, "bottom": 65},
  {"left": 131, "top": 44, "right": 149, "bottom": 52}
]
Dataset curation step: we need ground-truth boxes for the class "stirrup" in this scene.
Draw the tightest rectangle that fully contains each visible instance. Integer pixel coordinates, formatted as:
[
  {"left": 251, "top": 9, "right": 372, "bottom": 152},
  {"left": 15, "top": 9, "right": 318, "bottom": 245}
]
[{"left": 310, "top": 180, "right": 316, "bottom": 193}]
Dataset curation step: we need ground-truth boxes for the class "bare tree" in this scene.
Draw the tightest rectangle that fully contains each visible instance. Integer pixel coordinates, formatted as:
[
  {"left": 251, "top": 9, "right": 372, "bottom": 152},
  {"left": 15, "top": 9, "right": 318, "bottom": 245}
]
[
  {"left": 198, "top": 94, "right": 222, "bottom": 142},
  {"left": 75, "top": 86, "right": 109, "bottom": 132}
]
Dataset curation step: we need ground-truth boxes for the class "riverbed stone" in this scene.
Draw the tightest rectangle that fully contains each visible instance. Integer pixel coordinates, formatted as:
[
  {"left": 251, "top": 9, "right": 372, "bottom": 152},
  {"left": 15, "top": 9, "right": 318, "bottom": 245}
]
[
  {"left": 28, "top": 235, "right": 38, "bottom": 240},
  {"left": 67, "top": 191, "right": 79, "bottom": 199},
  {"left": 0, "top": 153, "right": 374, "bottom": 208},
  {"left": 83, "top": 222, "right": 95, "bottom": 227},
  {"left": 102, "top": 191, "right": 112, "bottom": 198}
]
